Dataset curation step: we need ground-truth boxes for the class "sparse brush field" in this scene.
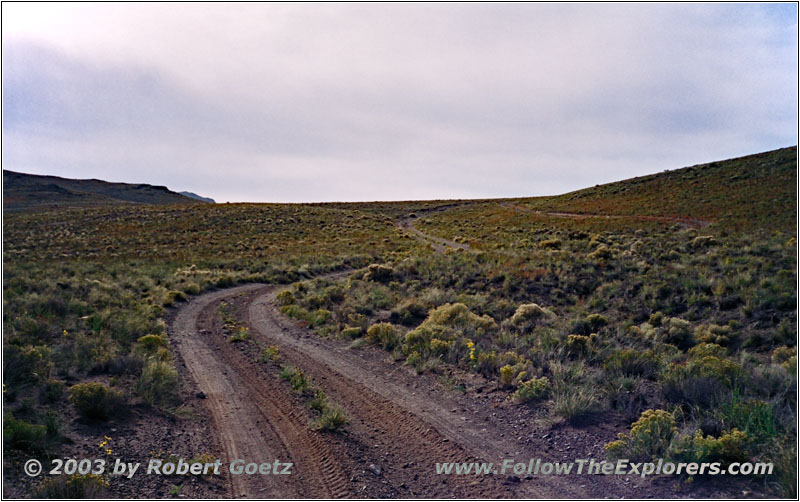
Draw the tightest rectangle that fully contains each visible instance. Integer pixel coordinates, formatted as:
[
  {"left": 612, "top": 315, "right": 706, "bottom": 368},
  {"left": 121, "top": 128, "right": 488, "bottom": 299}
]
[{"left": 3, "top": 147, "right": 797, "bottom": 498}]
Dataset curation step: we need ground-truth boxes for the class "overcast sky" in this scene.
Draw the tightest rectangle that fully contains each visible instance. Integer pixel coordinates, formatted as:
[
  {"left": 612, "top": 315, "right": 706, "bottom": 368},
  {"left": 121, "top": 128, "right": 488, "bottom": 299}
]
[{"left": 2, "top": 3, "right": 797, "bottom": 202}]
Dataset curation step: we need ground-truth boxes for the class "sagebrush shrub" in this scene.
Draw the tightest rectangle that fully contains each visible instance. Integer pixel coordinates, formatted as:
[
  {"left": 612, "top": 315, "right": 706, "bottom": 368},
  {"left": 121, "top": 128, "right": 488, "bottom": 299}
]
[
  {"left": 604, "top": 349, "right": 660, "bottom": 378},
  {"left": 364, "top": 264, "right": 395, "bottom": 283},
  {"left": 366, "top": 323, "right": 400, "bottom": 350},
  {"left": 314, "top": 405, "right": 349, "bottom": 431},
  {"left": 340, "top": 326, "right": 362, "bottom": 339},
  {"left": 276, "top": 290, "right": 295, "bottom": 306},
  {"left": 588, "top": 244, "right": 613, "bottom": 261},
  {"left": 509, "top": 303, "right": 554, "bottom": 327},
  {"left": 135, "top": 334, "right": 166, "bottom": 355},
  {"left": 670, "top": 428, "right": 750, "bottom": 465},
  {"left": 136, "top": 360, "right": 179, "bottom": 408},
  {"left": 688, "top": 343, "right": 727, "bottom": 359},
  {"left": 539, "top": 238, "right": 561, "bottom": 250},
  {"left": 3, "top": 414, "right": 46, "bottom": 452},
  {"left": 605, "top": 409, "right": 677, "bottom": 461},
  {"left": 665, "top": 317, "right": 696, "bottom": 349},
  {"left": 4, "top": 344, "right": 53, "bottom": 387},
  {"left": 34, "top": 474, "right": 108, "bottom": 499},
  {"left": 695, "top": 324, "right": 734, "bottom": 346},
  {"left": 565, "top": 334, "right": 591, "bottom": 355},
  {"left": 69, "top": 383, "right": 125, "bottom": 420},
  {"left": 512, "top": 376, "right": 550, "bottom": 402}
]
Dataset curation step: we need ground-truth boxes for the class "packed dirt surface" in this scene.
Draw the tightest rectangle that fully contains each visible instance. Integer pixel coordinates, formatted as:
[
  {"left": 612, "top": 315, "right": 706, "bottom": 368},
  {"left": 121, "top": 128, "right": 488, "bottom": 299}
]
[
  {"left": 398, "top": 217, "right": 471, "bottom": 253},
  {"left": 169, "top": 276, "right": 759, "bottom": 498},
  {"left": 500, "top": 202, "right": 712, "bottom": 229}
]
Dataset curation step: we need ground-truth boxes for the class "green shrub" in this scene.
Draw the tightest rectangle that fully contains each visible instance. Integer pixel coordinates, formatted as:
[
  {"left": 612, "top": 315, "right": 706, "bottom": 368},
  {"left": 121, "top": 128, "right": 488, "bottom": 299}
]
[
  {"left": 565, "top": 334, "right": 591, "bottom": 355},
  {"left": 426, "top": 303, "right": 497, "bottom": 333},
  {"left": 68, "top": 383, "right": 125, "bottom": 420},
  {"left": 4, "top": 344, "right": 53, "bottom": 387},
  {"left": 719, "top": 398, "right": 779, "bottom": 443},
  {"left": 429, "top": 338, "right": 450, "bottom": 357},
  {"left": 588, "top": 244, "right": 613, "bottom": 260},
  {"left": 662, "top": 356, "right": 744, "bottom": 407},
  {"left": 772, "top": 346, "right": 796, "bottom": 364},
  {"left": 366, "top": 323, "right": 400, "bottom": 350},
  {"left": 280, "top": 366, "right": 310, "bottom": 393},
  {"left": 183, "top": 282, "right": 201, "bottom": 295},
  {"left": 552, "top": 386, "right": 599, "bottom": 422},
  {"left": 260, "top": 346, "right": 279, "bottom": 362},
  {"left": 512, "top": 376, "right": 550, "bottom": 402},
  {"left": 39, "top": 379, "right": 66, "bottom": 403},
  {"left": 539, "top": 238, "right": 561, "bottom": 250},
  {"left": 280, "top": 304, "right": 309, "bottom": 321},
  {"left": 340, "top": 326, "right": 362, "bottom": 339},
  {"left": 406, "top": 351, "right": 422, "bottom": 369},
  {"left": 164, "top": 290, "right": 187, "bottom": 306},
  {"left": 605, "top": 409, "right": 677, "bottom": 461},
  {"left": 772, "top": 436, "right": 797, "bottom": 498},
  {"left": 228, "top": 327, "right": 250, "bottom": 342},
  {"left": 695, "top": 324, "right": 734, "bottom": 346},
  {"left": 323, "top": 286, "right": 345, "bottom": 303},
  {"left": 308, "top": 388, "right": 328, "bottom": 413},
  {"left": 690, "top": 235, "right": 719, "bottom": 248},
  {"left": 665, "top": 317, "right": 696, "bottom": 349},
  {"left": 688, "top": 343, "right": 727, "bottom": 359},
  {"left": 499, "top": 365, "right": 515, "bottom": 387},
  {"left": 649, "top": 312, "right": 663, "bottom": 327},
  {"left": 313, "top": 405, "right": 349, "bottom": 432},
  {"left": 364, "top": 264, "right": 395, "bottom": 283},
  {"left": 276, "top": 290, "right": 295, "bottom": 306},
  {"left": 476, "top": 350, "right": 500, "bottom": 377},
  {"left": 3, "top": 414, "right": 46, "bottom": 452},
  {"left": 604, "top": 349, "right": 660, "bottom": 378},
  {"left": 136, "top": 360, "right": 179, "bottom": 409},
  {"left": 136, "top": 334, "right": 167, "bottom": 355},
  {"left": 34, "top": 474, "right": 108, "bottom": 499},
  {"left": 508, "top": 303, "right": 554, "bottom": 328},
  {"left": 670, "top": 429, "right": 750, "bottom": 465},
  {"left": 309, "top": 309, "right": 332, "bottom": 327},
  {"left": 586, "top": 314, "right": 608, "bottom": 330},
  {"left": 389, "top": 299, "right": 427, "bottom": 326}
]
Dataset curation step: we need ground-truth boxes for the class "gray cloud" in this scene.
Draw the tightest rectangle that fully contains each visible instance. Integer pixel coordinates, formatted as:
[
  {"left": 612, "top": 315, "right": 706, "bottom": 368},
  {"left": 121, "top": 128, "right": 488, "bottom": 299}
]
[{"left": 2, "top": 3, "right": 797, "bottom": 202}]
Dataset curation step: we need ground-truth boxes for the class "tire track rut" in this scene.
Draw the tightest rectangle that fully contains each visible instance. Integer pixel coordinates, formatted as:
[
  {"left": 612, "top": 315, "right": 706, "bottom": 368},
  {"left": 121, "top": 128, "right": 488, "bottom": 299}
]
[
  {"left": 172, "top": 285, "right": 351, "bottom": 498},
  {"left": 172, "top": 278, "right": 591, "bottom": 498}
]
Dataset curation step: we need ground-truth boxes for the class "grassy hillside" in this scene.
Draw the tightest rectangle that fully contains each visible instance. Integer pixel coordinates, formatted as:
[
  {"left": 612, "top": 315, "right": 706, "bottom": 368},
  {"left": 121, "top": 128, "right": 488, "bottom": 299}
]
[
  {"left": 3, "top": 170, "right": 205, "bottom": 212},
  {"left": 518, "top": 146, "right": 796, "bottom": 232},
  {"left": 3, "top": 147, "right": 797, "bottom": 497}
]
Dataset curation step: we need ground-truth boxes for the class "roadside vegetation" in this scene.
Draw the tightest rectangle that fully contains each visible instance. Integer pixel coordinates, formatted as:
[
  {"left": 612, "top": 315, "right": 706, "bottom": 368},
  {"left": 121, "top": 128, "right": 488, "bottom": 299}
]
[{"left": 3, "top": 146, "right": 796, "bottom": 496}]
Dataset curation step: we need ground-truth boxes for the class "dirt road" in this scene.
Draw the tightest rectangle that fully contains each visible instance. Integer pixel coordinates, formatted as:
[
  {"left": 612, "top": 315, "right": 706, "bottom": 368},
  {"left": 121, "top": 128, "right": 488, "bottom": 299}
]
[
  {"left": 500, "top": 202, "right": 711, "bottom": 228},
  {"left": 398, "top": 217, "right": 471, "bottom": 253},
  {"left": 170, "top": 276, "right": 688, "bottom": 499}
]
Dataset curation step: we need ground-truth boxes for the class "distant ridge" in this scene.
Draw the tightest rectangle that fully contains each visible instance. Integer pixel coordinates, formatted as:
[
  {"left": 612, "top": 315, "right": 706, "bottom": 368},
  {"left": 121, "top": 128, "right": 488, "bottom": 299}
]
[
  {"left": 2, "top": 170, "right": 207, "bottom": 212},
  {"left": 179, "top": 191, "right": 215, "bottom": 203}
]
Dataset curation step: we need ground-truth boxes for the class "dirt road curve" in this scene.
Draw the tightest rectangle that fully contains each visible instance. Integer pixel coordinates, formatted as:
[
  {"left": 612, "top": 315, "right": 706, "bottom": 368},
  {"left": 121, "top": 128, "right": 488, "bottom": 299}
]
[
  {"left": 501, "top": 202, "right": 711, "bottom": 228},
  {"left": 171, "top": 280, "right": 617, "bottom": 498},
  {"left": 398, "top": 217, "right": 471, "bottom": 253}
]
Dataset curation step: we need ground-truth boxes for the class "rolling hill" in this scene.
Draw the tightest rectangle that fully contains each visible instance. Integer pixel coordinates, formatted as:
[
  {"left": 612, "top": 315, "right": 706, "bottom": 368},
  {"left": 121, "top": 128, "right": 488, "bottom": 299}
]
[{"left": 2, "top": 170, "right": 208, "bottom": 212}]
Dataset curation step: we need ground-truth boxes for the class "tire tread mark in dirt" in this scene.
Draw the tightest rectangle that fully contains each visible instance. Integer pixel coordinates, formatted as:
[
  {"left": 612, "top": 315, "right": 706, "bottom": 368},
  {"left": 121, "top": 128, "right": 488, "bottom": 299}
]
[
  {"left": 248, "top": 286, "right": 574, "bottom": 498},
  {"left": 171, "top": 285, "right": 350, "bottom": 498},
  {"left": 203, "top": 297, "right": 352, "bottom": 498}
]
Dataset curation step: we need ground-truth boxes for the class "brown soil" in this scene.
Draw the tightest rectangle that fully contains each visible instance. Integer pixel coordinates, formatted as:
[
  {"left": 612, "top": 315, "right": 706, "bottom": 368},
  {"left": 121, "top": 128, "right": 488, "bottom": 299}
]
[
  {"left": 398, "top": 217, "right": 471, "bottom": 253},
  {"left": 168, "top": 278, "right": 764, "bottom": 498}
]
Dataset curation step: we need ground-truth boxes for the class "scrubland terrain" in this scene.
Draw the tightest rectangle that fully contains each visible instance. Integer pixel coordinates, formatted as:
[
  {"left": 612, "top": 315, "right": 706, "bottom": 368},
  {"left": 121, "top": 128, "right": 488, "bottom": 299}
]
[{"left": 3, "top": 147, "right": 796, "bottom": 498}]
